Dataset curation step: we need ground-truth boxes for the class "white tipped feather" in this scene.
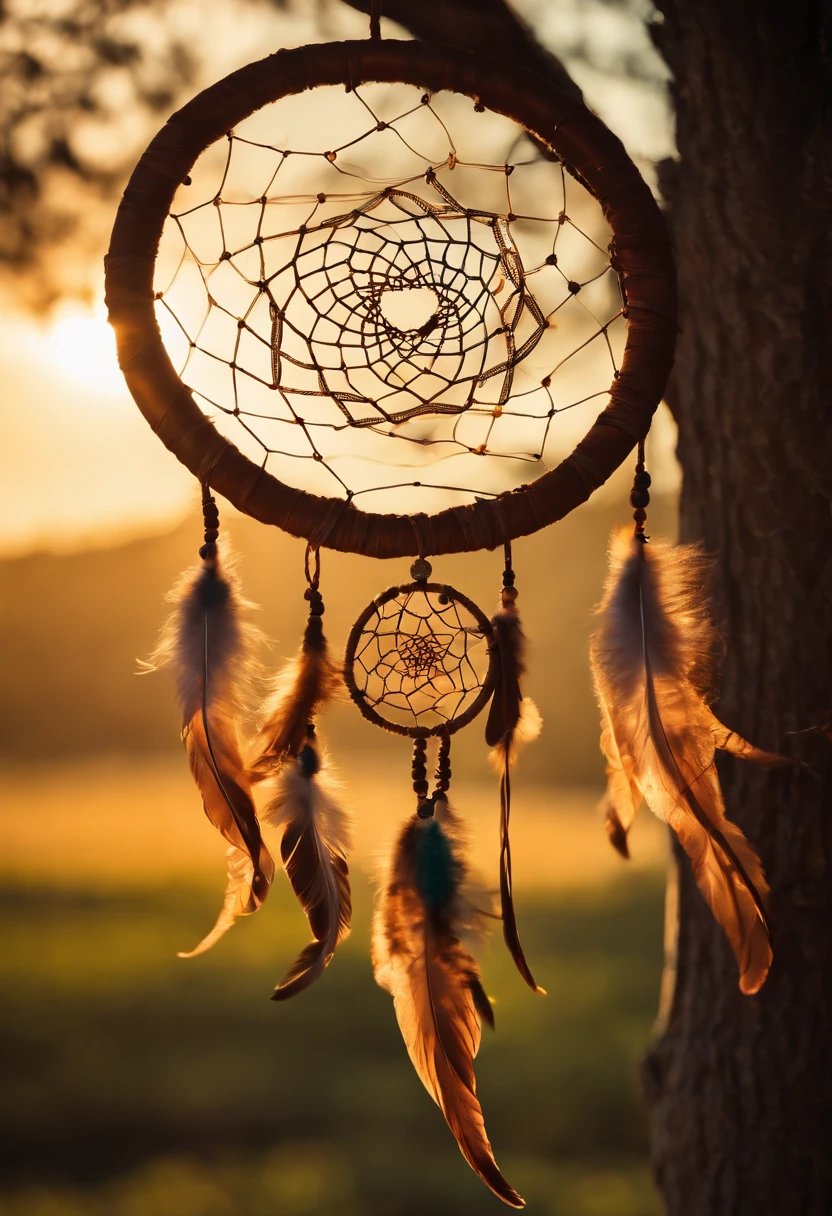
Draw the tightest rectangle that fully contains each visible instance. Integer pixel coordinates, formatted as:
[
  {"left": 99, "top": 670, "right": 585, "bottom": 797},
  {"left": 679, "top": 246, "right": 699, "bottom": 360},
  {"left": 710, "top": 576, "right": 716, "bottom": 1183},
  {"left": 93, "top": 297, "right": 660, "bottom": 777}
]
[
  {"left": 487, "top": 698, "right": 541, "bottom": 773},
  {"left": 590, "top": 528, "right": 787, "bottom": 995},
  {"left": 147, "top": 551, "right": 274, "bottom": 954}
]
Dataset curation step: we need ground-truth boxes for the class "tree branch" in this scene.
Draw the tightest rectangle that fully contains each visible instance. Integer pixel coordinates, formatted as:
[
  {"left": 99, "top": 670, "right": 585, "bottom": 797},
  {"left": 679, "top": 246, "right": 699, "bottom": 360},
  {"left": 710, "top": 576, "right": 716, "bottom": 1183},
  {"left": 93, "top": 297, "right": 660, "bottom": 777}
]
[{"left": 340, "top": 0, "right": 584, "bottom": 103}]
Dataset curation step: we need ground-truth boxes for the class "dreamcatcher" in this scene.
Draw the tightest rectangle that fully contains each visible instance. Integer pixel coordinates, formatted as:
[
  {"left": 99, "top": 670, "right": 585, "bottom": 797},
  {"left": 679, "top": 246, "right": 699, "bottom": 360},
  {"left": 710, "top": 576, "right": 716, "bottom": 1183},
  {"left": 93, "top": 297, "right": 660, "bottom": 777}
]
[{"left": 106, "top": 22, "right": 786, "bottom": 1208}]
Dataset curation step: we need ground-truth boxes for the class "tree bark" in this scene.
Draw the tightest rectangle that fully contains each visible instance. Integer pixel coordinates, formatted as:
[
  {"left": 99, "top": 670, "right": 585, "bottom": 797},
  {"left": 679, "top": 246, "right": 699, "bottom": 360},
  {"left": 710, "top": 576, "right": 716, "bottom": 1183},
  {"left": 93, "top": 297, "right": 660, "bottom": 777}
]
[{"left": 643, "top": 2, "right": 832, "bottom": 1213}]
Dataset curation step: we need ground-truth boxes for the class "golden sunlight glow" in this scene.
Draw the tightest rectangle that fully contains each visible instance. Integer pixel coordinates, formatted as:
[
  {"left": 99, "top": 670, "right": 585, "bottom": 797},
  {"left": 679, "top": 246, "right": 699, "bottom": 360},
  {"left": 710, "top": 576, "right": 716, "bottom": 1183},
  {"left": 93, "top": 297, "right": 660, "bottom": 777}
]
[{"left": 44, "top": 302, "right": 125, "bottom": 397}]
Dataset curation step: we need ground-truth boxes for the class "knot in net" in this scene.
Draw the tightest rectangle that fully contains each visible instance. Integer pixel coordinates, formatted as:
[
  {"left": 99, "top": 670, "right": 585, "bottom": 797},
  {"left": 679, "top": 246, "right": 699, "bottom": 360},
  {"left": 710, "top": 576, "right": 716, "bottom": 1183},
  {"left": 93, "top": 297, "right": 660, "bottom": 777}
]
[{"left": 344, "top": 583, "right": 495, "bottom": 736}]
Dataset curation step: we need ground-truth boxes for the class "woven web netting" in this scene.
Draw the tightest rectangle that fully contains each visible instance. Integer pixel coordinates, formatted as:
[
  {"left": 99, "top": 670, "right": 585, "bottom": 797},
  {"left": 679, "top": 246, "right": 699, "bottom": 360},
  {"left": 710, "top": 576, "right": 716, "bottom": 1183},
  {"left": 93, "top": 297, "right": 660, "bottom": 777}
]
[
  {"left": 347, "top": 586, "right": 490, "bottom": 732},
  {"left": 155, "top": 82, "right": 624, "bottom": 514}
]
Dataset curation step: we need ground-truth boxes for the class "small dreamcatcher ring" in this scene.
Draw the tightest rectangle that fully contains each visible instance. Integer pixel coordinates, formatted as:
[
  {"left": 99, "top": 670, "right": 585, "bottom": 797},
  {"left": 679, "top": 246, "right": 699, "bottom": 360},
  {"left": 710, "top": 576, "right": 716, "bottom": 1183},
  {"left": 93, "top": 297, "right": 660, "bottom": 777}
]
[
  {"left": 106, "top": 38, "right": 676, "bottom": 558},
  {"left": 343, "top": 580, "right": 496, "bottom": 738}
]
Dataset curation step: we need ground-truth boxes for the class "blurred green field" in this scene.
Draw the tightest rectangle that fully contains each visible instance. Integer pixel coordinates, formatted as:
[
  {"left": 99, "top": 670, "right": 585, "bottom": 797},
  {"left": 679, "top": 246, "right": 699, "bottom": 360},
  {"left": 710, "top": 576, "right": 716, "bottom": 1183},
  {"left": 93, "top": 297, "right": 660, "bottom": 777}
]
[{"left": 0, "top": 760, "right": 667, "bottom": 1216}]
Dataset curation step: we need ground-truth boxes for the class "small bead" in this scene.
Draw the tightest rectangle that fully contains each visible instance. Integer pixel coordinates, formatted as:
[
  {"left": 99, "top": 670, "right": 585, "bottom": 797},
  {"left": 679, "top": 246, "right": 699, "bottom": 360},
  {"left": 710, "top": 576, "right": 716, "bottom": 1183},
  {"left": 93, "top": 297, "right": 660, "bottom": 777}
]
[
  {"left": 417, "top": 797, "right": 435, "bottom": 819},
  {"left": 502, "top": 570, "right": 516, "bottom": 587},
  {"left": 629, "top": 489, "right": 650, "bottom": 509},
  {"left": 633, "top": 507, "right": 648, "bottom": 522},
  {"left": 203, "top": 527, "right": 219, "bottom": 542},
  {"left": 410, "top": 558, "right": 432, "bottom": 582},
  {"left": 413, "top": 780, "right": 429, "bottom": 798},
  {"left": 634, "top": 470, "right": 652, "bottom": 489},
  {"left": 199, "top": 542, "right": 217, "bottom": 560},
  {"left": 501, "top": 586, "right": 519, "bottom": 604}
]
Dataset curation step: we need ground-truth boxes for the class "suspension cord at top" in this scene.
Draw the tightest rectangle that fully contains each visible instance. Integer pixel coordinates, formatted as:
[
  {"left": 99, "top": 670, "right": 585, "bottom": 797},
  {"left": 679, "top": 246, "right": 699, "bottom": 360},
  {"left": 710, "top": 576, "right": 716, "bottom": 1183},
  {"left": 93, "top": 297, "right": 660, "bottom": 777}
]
[{"left": 370, "top": 0, "right": 381, "bottom": 40}]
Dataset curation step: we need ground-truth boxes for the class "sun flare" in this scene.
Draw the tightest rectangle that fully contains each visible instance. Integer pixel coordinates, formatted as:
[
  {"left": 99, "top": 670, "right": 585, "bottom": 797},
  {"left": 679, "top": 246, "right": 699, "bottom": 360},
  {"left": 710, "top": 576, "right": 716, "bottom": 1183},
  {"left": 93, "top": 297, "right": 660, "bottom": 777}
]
[{"left": 44, "top": 303, "right": 126, "bottom": 397}]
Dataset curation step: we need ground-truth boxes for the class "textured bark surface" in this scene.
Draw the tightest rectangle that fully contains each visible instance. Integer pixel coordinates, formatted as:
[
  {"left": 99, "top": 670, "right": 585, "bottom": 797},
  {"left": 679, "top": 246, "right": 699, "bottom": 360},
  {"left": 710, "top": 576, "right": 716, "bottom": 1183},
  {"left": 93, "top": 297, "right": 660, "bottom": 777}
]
[{"left": 643, "top": 2, "right": 832, "bottom": 1213}]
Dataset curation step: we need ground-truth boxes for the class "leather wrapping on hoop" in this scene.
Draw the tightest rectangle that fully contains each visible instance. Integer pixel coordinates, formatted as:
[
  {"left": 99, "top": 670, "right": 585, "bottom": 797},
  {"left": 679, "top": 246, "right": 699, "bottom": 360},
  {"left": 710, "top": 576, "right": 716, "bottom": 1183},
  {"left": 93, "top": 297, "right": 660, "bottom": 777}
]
[{"left": 105, "top": 39, "right": 676, "bottom": 558}]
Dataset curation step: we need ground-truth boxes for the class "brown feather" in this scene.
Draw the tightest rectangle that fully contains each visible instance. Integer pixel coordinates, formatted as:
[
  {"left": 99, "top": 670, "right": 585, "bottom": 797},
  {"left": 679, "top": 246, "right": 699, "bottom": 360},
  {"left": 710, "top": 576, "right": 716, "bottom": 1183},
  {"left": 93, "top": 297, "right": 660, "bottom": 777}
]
[
  {"left": 486, "top": 597, "right": 542, "bottom": 993},
  {"left": 251, "top": 614, "right": 340, "bottom": 775},
  {"left": 147, "top": 553, "right": 274, "bottom": 951},
  {"left": 263, "top": 739, "right": 352, "bottom": 999},
  {"left": 590, "top": 529, "right": 778, "bottom": 993},
  {"left": 373, "top": 803, "right": 524, "bottom": 1209}
]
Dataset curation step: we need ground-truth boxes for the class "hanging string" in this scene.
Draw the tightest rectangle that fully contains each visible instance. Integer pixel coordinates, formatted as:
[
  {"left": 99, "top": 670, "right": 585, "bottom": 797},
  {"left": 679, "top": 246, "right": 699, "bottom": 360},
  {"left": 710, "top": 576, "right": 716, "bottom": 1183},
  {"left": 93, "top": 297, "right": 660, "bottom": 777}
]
[
  {"left": 304, "top": 543, "right": 324, "bottom": 620},
  {"left": 630, "top": 436, "right": 651, "bottom": 541},
  {"left": 369, "top": 0, "right": 381, "bottom": 40}
]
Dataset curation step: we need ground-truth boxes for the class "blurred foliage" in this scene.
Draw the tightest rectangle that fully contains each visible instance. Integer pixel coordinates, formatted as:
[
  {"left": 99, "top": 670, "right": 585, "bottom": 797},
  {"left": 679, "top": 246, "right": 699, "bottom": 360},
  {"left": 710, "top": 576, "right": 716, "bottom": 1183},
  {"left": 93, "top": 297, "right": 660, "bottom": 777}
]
[
  {"left": 0, "top": 492, "right": 676, "bottom": 782},
  {"left": 0, "top": 871, "right": 664, "bottom": 1215},
  {"left": 0, "top": 0, "right": 203, "bottom": 307}
]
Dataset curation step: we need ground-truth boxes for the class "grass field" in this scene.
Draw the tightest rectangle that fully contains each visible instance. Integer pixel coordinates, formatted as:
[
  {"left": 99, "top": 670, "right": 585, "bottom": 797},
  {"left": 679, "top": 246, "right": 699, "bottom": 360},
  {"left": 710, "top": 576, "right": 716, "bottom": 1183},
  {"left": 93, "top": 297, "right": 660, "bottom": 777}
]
[{"left": 0, "top": 759, "right": 668, "bottom": 1216}]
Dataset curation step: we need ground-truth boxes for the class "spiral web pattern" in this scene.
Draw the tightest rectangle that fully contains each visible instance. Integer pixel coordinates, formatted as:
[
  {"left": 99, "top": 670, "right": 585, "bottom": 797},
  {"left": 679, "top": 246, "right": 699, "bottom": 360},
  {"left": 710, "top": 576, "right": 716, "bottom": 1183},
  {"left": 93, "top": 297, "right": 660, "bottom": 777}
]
[
  {"left": 155, "top": 83, "right": 624, "bottom": 512},
  {"left": 347, "top": 586, "right": 491, "bottom": 733}
]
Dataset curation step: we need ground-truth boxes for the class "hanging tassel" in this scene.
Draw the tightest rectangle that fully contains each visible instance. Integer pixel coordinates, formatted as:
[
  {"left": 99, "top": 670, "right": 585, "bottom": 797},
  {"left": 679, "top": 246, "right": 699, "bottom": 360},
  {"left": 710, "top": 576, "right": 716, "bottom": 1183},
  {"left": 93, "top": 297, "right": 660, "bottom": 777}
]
[
  {"left": 590, "top": 515, "right": 787, "bottom": 995},
  {"left": 485, "top": 545, "right": 543, "bottom": 995},
  {"left": 373, "top": 790, "right": 524, "bottom": 1209},
  {"left": 147, "top": 486, "right": 274, "bottom": 956},
  {"left": 250, "top": 545, "right": 340, "bottom": 776},
  {"left": 249, "top": 546, "right": 351, "bottom": 997},
  {"left": 262, "top": 729, "right": 352, "bottom": 999}
]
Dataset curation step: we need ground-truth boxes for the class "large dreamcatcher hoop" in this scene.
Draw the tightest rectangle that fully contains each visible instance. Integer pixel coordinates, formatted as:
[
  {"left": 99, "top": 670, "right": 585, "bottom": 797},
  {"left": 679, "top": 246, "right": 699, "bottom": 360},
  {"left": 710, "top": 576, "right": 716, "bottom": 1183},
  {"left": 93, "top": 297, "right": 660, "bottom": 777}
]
[
  {"left": 106, "top": 38, "right": 675, "bottom": 558},
  {"left": 103, "top": 32, "right": 786, "bottom": 1213}
]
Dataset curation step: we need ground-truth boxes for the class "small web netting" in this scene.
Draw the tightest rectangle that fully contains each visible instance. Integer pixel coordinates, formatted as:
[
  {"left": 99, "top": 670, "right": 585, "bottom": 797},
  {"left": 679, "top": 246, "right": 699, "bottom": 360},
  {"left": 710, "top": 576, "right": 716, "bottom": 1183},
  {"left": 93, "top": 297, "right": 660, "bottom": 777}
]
[
  {"left": 348, "top": 586, "right": 490, "bottom": 732},
  {"left": 155, "top": 83, "right": 624, "bottom": 513}
]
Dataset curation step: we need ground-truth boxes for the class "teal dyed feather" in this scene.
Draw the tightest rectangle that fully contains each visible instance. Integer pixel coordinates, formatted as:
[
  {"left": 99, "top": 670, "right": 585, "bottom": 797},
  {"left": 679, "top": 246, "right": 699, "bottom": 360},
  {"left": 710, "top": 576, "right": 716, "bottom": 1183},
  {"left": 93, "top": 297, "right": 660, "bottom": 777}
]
[
  {"left": 372, "top": 803, "right": 522, "bottom": 1208},
  {"left": 414, "top": 817, "right": 460, "bottom": 912}
]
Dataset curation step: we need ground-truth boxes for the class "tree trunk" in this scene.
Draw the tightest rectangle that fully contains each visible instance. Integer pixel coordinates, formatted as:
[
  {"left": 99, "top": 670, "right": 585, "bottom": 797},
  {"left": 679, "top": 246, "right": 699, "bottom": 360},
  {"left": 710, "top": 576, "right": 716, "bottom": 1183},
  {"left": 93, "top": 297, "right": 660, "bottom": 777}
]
[{"left": 643, "top": 2, "right": 832, "bottom": 1213}]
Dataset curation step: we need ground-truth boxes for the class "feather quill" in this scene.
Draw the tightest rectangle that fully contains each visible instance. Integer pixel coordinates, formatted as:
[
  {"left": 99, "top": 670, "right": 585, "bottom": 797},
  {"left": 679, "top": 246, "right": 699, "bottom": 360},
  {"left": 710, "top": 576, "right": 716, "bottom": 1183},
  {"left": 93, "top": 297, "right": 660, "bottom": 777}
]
[
  {"left": 263, "top": 734, "right": 352, "bottom": 999},
  {"left": 148, "top": 552, "right": 274, "bottom": 953},
  {"left": 590, "top": 528, "right": 781, "bottom": 994},
  {"left": 373, "top": 801, "right": 524, "bottom": 1209},
  {"left": 486, "top": 593, "right": 543, "bottom": 994}
]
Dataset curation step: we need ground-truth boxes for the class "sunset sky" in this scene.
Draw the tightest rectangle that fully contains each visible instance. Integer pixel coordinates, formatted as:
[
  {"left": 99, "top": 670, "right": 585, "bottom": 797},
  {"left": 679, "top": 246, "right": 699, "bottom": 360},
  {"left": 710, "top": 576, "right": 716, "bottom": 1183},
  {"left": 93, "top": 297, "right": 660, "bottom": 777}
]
[{"left": 1, "top": 0, "right": 677, "bottom": 557}]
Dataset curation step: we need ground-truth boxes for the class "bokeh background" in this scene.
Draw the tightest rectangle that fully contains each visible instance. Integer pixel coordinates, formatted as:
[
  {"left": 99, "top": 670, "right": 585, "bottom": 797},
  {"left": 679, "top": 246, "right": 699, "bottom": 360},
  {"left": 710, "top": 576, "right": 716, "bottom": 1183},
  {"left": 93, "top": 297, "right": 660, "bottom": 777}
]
[{"left": 1, "top": 2, "right": 679, "bottom": 1213}]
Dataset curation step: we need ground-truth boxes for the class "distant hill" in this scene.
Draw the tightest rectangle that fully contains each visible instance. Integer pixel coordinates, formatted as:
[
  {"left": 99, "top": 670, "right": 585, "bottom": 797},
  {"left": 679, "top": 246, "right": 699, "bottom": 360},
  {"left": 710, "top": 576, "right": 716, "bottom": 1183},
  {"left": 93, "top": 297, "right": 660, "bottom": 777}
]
[{"left": 0, "top": 493, "right": 677, "bottom": 784}]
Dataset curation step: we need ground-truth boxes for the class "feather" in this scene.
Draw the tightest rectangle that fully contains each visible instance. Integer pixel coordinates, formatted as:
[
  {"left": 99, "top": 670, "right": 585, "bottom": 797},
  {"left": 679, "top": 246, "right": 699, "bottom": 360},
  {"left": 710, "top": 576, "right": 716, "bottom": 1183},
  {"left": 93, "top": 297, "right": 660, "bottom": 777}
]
[
  {"left": 178, "top": 845, "right": 255, "bottom": 958},
  {"left": 148, "top": 552, "right": 274, "bottom": 951},
  {"left": 373, "top": 801, "right": 524, "bottom": 1209},
  {"left": 590, "top": 528, "right": 781, "bottom": 994},
  {"left": 263, "top": 735, "right": 352, "bottom": 999},
  {"left": 596, "top": 693, "right": 642, "bottom": 860},
  {"left": 251, "top": 612, "right": 340, "bottom": 776},
  {"left": 486, "top": 594, "right": 543, "bottom": 994}
]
